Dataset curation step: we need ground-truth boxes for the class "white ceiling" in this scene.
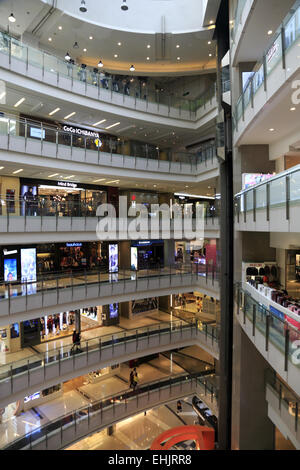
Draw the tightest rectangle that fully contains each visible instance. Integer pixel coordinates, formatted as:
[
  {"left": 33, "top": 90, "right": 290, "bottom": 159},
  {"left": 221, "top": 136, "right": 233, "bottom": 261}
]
[{"left": 0, "top": 0, "right": 218, "bottom": 75}]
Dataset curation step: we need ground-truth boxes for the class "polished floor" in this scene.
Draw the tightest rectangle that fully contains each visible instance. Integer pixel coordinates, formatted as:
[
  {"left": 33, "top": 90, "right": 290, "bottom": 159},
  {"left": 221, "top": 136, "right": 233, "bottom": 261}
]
[{"left": 0, "top": 349, "right": 204, "bottom": 448}]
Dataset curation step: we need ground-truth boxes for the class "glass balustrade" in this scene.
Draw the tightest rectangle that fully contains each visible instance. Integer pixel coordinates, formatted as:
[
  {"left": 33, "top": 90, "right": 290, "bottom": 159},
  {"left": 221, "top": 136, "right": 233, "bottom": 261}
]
[
  {"left": 0, "top": 31, "right": 216, "bottom": 118},
  {"left": 234, "top": 0, "right": 300, "bottom": 129}
]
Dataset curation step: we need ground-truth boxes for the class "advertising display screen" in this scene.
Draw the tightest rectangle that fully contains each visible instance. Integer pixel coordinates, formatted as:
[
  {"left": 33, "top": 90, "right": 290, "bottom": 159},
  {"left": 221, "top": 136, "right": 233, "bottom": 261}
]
[
  {"left": 109, "top": 303, "right": 118, "bottom": 318},
  {"left": 21, "top": 248, "right": 37, "bottom": 282},
  {"left": 4, "top": 258, "right": 17, "bottom": 282},
  {"left": 131, "top": 247, "right": 138, "bottom": 270},
  {"left": 30, "top": 127, "right": 45, "bottom": 139},
  {"left": 109, "top": 244, "right": 118, "bottom": 273},
  {"left": 242, "top": 173, "right": 274, "bottom": 189}
]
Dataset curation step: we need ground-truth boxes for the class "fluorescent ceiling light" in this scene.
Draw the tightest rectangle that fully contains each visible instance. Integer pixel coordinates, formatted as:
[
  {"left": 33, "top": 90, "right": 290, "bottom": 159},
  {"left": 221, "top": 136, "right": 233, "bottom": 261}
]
[
  {"left": 49, "top": 107, "right": 60, "bottom": 116},
  {"left": 93, "top": 119, "right": 106, "bottom": 126},
  {"left": 175, "top": 193, "right": 215, "bottom": 200},
  {"left": 93, "top": 178, "right": 106, "bottom": 182},
  {"left": 13, "top": 169, "right": 23, "bottom": 174},
  {"left": 105, "top": 122, "right": 120, "bottom": 129},
  {"left": 14, "top": 97, "right": 25, "bottom": 108},
  {"left": 64, "top": 175, "right": 75, "bottom": 179},
  {"left": 0, "top": 92, "right": 6, "bottom": 100},
  {"left": 0, "top": 166, "right": 4, "bottom": 170},
  {"left": 48, "top": 173, "right": 59, "bottom": 177},
  {"left": 64, "top": 112, "right": 76, "bottom": 120},
  {"left": 106, "top": 180, "right": 120, "bottom": 184}
]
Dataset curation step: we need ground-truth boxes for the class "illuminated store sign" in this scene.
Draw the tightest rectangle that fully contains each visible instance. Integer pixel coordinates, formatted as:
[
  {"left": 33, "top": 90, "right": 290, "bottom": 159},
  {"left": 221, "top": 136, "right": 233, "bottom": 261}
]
[
  {"left": 57, "top": 181, "right": 78, "bottom": 188},
  {"left": 63, "top": 125, "right": 100, "bottom": 139},
  {"left": 66, "top": 243, "right": 83, "bottom": 247}
]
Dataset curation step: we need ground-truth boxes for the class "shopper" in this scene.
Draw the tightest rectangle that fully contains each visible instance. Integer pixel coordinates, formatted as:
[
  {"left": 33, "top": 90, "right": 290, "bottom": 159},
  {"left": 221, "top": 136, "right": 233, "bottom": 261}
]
[
  {"left": 129, "top": 369, "right": 135, "bottom": 389},
  {"left": 177, "top": 400, "right": 182, "bottom": 413},
  {"left": 133, "top": 368, "right": 139, "bottom": 391},
  {"left": 23, "top": 187, "right": 35, "bottom": 216},
  {"left": 71, "top": 329, "right": 81, "bottom": 353}
]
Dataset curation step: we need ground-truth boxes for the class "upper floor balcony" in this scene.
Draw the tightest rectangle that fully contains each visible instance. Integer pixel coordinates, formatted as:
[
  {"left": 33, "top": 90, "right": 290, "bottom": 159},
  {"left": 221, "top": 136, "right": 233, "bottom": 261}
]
[
  {"left": 0, "top": 32, "right": 217, "bottom": 126},
  {"left": 0, "top": 113, "right": 219, "bottom": 183},
  {"left": 233, "top": 0, "right": 300, "bottom": 145},
  {"left": 234, "top": 165, "right": 300, "bottom": 233}
]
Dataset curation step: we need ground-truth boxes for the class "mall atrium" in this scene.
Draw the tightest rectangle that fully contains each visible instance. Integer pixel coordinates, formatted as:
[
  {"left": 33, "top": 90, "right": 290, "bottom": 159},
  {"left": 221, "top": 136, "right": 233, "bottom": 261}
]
[{"left": 0, "top": 0, "right": 299, "bottom": 452}]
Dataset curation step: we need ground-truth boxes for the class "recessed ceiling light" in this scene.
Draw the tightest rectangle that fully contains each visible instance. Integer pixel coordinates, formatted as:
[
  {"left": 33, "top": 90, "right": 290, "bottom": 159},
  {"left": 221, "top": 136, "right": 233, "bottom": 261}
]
[
  {"left": 209, "top": 20, "right": 214, "bottom": 24},
  {"left": 0, "top": 166, "right": 4, "bottom": 170},
  {"left": 89, "top": 36, "right": 93, "bottom": 40},
  {"left": 290, "top": 107, "right": 296, "bottom": 111},
  {"left": 146, "top": 57, "right": 150, "bottom": 60},
  {"left": 8, "top": 13, "right": 16, "bottom": 23},
  {"left": 114, "top": 54, "right": 118, "bottom": 58},
  {"left": 106, "top": 180, "right": 120, "bottom": 184},
  {"left": 83, "top": 48, "right": 87, "bottom": 52},
  {"left": 147, "top": 44, "right": 151, "bottom": 48},
  {"left": 64, "top": 112, "right": 76, "bottom": 120},
  {"left": 176, "top": 45, "right": 180, "bottom": 48},
  {"left": 48, "top": 37, "right": 52, "bottom": 42},
  {"left": 209, "top": 53, "right": 212, "bottom": 57},
  {"left": 58, "top": 26, "right": 62, "bottom": 30},
  {"left": 105, "top": 122, "right": 120, "bottom": 129},
  {"left": 14, "top": 97, "right": 25, "bottom": 108},
  {"left": 49, "top": 107, "right": 60, "bottom": 116},
  {"left": 118, "top": 42, "right": 122, "bottom": 46},
  {"left": 177, "top": 57, "right": 181, "bottom": 60},
  {"left": 208, "top": 41, "right": 212, "bottom": 44},
  {"left": 269, "top": 128, "right": 275, "bottom": 132},
  {"left": 48, "top": 173, "right": 59, "bottom": 177},
  {"left": 13, "top": 169, "right": 23, "bottom": 174},
  {"left": 93, "top": 178, "right": 106, "bottom": 183},
  {"left": 93, "top": 119, "right": 107, "bottom": 126},
  {"left": 0, "top": 92, "right": 6, "bottom": 100},
  {"left": 268, "top": 30, "right": 273, "bottom": 35}
]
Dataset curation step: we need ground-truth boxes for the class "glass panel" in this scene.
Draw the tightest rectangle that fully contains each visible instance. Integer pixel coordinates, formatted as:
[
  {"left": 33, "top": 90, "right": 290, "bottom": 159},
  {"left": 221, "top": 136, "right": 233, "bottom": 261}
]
[
  {"left": 246, "top": 190, "right": 254, "bottom": 211},
  {"left": 256, "top": 185, "right": 267, "bottom": 209},
  {"left": 285, "top": 14, "right": 296, "bottom": 49},
  {"left": 269, "top": 177, "right": 286, "bottom": 206},
  {"left": 266, "top": 34, "right": 282, "bottom": 74},
  {"left": 27, "top": 46, "right": 43, "bottom": 68},
  {"left": 253, "top": 64, "right": 264, "bottom": 94},
  {"left": 289, "top": 170, "right": 300, "bottom": 203}
]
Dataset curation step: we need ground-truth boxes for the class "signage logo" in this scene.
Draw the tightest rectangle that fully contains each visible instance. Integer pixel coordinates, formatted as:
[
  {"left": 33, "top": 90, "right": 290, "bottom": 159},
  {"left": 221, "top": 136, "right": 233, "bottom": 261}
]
[
  {"left": 63, "top": 125, "right": 100, "bottom": 139},
  {"left": 66, "top": 242, "right": 83, "bottom": 247},
  {"left": 57, "top": 181, "right": 78, "bottom": 188}
]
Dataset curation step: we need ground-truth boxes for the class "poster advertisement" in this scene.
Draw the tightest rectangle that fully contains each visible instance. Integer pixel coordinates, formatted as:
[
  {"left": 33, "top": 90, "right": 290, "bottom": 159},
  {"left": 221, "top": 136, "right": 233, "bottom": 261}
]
[
  {"left": 109, "top": 244, "right": 118, "bottom": 273},
  {"left": 242, "top": 173, "right": 274, "bottom": 189},
  {"left": 131, "top": 247, "right": 138, "bottom": 270},
  {"left": 4, "top": 258, "right": 17, "bottom": 282},
  {"left": 21, "top": 248, "right": 37, "bottom": 295}
]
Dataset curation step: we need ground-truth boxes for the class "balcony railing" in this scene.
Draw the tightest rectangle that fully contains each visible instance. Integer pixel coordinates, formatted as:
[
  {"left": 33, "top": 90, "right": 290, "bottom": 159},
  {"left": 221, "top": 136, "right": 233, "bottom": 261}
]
[
  {"left": 0, "top": 31, "right": 216, "bottom": 120},
  {"left": 233, "top": 0, "right": 300, "bottom": 129},
  {"left": 2, "top": 372, "right": 218, "bottom": 450},
  {"left": 0, "top": 112, "right": 218, "bottom": 174},
  {"left": 230, "top": 0, "right": 248, "bottom": 41},
  {"left": 235, "top": 284, "right": 300, "bottom": 374},
  {"left": 234, "top": 165, "right": 300, "bottom": 225}
]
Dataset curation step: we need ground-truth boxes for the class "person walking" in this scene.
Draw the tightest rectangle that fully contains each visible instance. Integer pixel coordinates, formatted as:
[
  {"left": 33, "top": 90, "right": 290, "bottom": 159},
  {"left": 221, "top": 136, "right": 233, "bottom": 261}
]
[
  {"left": 132, "top": 367, "right": 138, "bottom": 391},
  {"left": 177, "top": 400, "right": 182, "bottom": 413},
  {"left": 129, "top": 369, "right": 135, "bottom": 389},
  {"left": 71, "top": 329, "right": 81, "bottom": 353}
]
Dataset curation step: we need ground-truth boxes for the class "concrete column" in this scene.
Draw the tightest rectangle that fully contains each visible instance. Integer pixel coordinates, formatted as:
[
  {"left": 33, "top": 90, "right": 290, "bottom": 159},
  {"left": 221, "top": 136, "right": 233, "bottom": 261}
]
[
  {"left": 75, "top": 311, "right": 81, "bottom": 334},
  {"left": 159, "top": 295, "right": 171, "bottom": 311},
  {"left": 163, "top": 239, "right": 175, "bottom": 267},
  {"left": 231, "top": 321, "right": 275, "bottom": 450}
]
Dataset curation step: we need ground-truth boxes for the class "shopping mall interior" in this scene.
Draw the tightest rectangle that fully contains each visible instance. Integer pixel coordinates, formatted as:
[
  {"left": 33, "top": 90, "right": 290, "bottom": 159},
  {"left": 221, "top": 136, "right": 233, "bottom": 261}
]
[{"left": 0, "top": 0, "right": 300, "bottom": 453}]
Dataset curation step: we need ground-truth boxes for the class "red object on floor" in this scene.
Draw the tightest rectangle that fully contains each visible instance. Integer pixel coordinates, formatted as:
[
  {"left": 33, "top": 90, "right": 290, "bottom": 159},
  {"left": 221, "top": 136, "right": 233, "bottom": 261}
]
[{"left": 150, "top": 425, "right": 215, "bottom": 450}]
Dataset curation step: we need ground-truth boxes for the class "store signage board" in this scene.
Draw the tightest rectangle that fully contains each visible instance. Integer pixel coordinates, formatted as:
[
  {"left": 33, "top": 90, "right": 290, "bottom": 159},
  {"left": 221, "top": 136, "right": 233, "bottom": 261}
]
[
  {"left": 63, "top": 125, "right": 100, "bottom": 139},
  {"left": 57, "top": 181, "right": 78, "bottom": 188},
  {"left": 66, "top": 243, "right": 82, "bottom": 247}
]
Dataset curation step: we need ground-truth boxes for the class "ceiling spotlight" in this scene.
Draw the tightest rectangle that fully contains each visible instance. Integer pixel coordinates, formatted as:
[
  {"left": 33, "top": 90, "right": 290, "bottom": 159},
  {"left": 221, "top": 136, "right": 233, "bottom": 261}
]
[
  {"left": 121, "top": 0, "right": 128, "bottom": 11},
  {"left": 79, "top": 1, "right": 87, "bottom": 13},
  {"left": 89, "top": 36, "right": 93, "bottom": 40},
  {"left": 65, "top": 51, "right": 71, "bottom": 61},
  {"left": 130, "top": 65, "right": 135, "bottom": 71},
  {"left": 114, "top": 54, "right": 118, "bottom": 58},
  {"left": 268, "top": 30, "right": 273, "bottom": 35},
  {"left": 8, "top": 13, "right": 16, "bottom": 23},
  {"left": 98, "top": 60, "right": 103, "bottom": 68},
  {"left": 208, "top": 41, "right": 212, "bottom": 45},
  {"left": 73, "top": 41, "right": 79, "bottom": 49},
  {"left": 83, "top": 48, "right": 87, "bottom": 52},
  {"left": 58, "top": 26, "right": 62, "bottom": 30}
]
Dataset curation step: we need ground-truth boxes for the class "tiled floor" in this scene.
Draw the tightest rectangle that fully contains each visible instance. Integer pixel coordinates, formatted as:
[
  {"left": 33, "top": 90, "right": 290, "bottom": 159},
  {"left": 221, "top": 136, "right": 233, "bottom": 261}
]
[
  {"left": 0, "top": 354, "right": 188, "bottom": 448},
  {"left": 66, "top": 399, "right": 199, "bottom": 451}
]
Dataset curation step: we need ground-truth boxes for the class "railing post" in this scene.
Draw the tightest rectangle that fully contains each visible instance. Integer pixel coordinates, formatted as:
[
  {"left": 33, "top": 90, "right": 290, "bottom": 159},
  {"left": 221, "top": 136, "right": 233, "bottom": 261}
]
[
  {"left": 265, "top": 314, "right": 270, "bottom": 352},
  {"left": 284, "top": 328, "right": 290, "bottom": 372},
  {"left": 266, "top": 182, "right": 270, "bottom": 222},
  {"left": 253, "top": 188, "right": 256, "bottom": 223},
  {"left": 281, "top": 27, "right": 286, "bottom": 70},
  {"left": 263, "top": 54, "right": 267, "bottom": 92},
  {"left": 252, "top": 304, "right": 256, "bottom": 337},
  {"left": 136, "top": 329, "right": 138, "bottom": 350},
  {"left": 10, "top": 364, "right": 13, "bottom": 393},
  {"left": 286, "top": 175, "right": 290, "bottom": 221},
  {"left": 99, "top": 338, "right": 101, "bottom": 360},
  {"left": 295, "top": 402, "right": 298, "bottom": 433},
  {"left": 279, "top": 383, "right": 282, "bottom": 411}
]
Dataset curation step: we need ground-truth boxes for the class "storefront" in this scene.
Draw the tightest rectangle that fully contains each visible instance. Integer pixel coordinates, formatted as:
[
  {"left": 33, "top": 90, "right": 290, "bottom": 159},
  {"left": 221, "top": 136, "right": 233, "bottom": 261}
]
[
  {"left": 20, "top": 177, "right": 107, "bottom": 217},
  {"left": 174, "top": 195, "right": 217, "bottom": 218},
  {"left": 130, "top": 240, "right": 164, "bottom": 270},
  {"left": 0, "top": 241, "right": 107, "bottom": 281}
]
